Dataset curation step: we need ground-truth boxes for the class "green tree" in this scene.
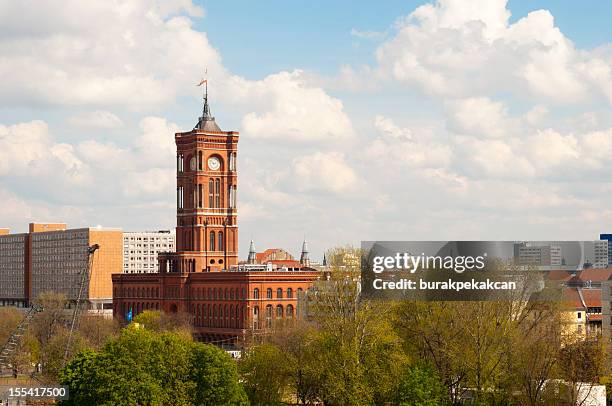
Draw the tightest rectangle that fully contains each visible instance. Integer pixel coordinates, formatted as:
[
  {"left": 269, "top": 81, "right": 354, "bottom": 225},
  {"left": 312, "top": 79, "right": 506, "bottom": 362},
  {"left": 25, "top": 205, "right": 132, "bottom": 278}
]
[
  {"left": 395, "top": 363, "right": 449, "bottom": 406},
  {"left": 132, "top": 309, "right": 193, "bottom": 338},
  {"left": 60, "top": 326, "right": 247, "bottom": 405},
  {"left": 240, "top": 343, "right": 290, "bottom": 405}
]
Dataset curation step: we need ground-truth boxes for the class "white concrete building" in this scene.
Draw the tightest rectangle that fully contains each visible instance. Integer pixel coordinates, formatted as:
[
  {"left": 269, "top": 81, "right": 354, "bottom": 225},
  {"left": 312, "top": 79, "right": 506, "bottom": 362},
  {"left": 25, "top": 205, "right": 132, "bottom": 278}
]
[
  {"left": 123, "top": 231, "right": 175, "bottom": 274},
  {"left": 593, "top": 240, "right": 609, "bottom": 268}
]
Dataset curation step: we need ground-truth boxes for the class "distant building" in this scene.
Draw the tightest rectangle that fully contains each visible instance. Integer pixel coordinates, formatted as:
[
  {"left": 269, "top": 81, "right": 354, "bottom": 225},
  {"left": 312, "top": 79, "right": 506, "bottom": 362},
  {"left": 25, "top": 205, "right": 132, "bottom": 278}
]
[
  {"left": 123, "top": 231, "right": 175, "bottom": 273},
  {"left": 514, "top": 242, "right": 562, "bottom": 267},
  {"left": 0, "top": 223, "right": 122, "bottom": 313},
  {"left": 562, "top": 287, "right": 603, "bottom": 337},
  {"left": 594, "top": 240, "right": 609, "bottom": 268},
  {"left": 599, "top": 234, "right": 612, "bottom": 265}
]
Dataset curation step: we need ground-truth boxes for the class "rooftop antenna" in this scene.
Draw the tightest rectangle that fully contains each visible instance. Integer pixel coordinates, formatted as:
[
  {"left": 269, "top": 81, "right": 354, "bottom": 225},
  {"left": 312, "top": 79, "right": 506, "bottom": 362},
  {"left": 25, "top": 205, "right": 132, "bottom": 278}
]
[{"left": 196, "top": 68, "right": 211, "bottom": 120}]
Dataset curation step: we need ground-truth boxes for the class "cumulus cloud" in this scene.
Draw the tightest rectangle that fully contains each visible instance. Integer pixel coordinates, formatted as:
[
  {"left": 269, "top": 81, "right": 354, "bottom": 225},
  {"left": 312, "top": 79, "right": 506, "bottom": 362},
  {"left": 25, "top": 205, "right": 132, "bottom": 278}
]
[
  {"left": 67, "top": 111, "right": 124, "bottom": 129},
  {"left": 292, "top": 152, "right": 358, "bottom": 193},
  {"left": 241, "top": 71, "right": 354, "bottom": 141},
  {"left": 372, "top": 0, "right": 612, "bottom": 104}
]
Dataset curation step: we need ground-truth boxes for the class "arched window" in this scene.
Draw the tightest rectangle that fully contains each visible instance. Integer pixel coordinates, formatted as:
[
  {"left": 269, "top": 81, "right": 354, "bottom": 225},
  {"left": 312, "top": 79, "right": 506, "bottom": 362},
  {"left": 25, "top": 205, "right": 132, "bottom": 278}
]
[
  {"left": 230, "top": 289, "right": 234, "bottom": 300},
  {"left": 286, "top": 304, "right": 294, "bottom": 318},
  {"left": 277, "top": 288, "right": 283, "bottom": 299},
  {"left": 208, "top": 179, "right": 214, "bottom": 208},
  {"left": 287, "top": 288, "right": 293, "bottom": 298},
  {"left": 215, "top": 179, "right": 221, "bottom": 208},
  {"left": 276, "top": 305, "right": 283, "bottom": 318},
  {"left": 218, "top": 231, "right": 223, "bottom": 251},
  {"left": 265, "top": 305, "right": 273, "bottom": 327},
  {"left": 198, "top": 184, "right": 203, "bottom": 208},
  {"left": 209, "top": 231, "right": 215, "bottom": 251},
  {"left": 297, "top": 288, "right": 303, "bottom": 295},
  {"left": 253, "top": 288, "right": 259, "bottom": 299},
  {"left": 224, "top": 288, "right": 228, "bottom": 300},
  {"left": 266, "top": 288, "right": 272, "bottom": 299},
  {"left": 198, "top": 151, "right": 203, "bottom": 171}
]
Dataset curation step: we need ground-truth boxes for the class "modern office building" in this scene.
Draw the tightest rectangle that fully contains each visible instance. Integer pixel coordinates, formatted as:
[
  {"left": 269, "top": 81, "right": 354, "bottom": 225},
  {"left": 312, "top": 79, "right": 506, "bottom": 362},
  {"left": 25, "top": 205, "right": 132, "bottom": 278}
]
[
  {"left": 594, "top": 240, "right": 609, "bottom": 268},
  {"left": 123, "top": 231, "right": 175, "bottom": 273},
  {"left": 600, "top": 234, "right": 612, "bottom": 266},
  {"left": 514, "top": 242, "right": 562, "bottom": 267},
  {"left": 112, "top": 91, "right": 320, "bottom": 345},
  {"left": 0, "top": 223, "right": 122, "bottom": 312}
]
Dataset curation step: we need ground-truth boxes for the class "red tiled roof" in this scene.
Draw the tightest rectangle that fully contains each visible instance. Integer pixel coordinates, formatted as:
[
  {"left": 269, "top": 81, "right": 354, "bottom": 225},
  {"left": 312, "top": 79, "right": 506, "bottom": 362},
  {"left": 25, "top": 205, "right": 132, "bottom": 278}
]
[
  {"left": 575, "top": 268, "right": 612, "bottom": 282},
  {"left": 588, "top": 314, "right": 602, "bottom": 321},
  {"left": 547, "top": 270, "right": 573, "bottom": 281},
  {"left": 581, "top": 289, "right": 602, "bottom": 307},
  {"left": 562, "top": 288, "right": 584, "bottom": 309}
]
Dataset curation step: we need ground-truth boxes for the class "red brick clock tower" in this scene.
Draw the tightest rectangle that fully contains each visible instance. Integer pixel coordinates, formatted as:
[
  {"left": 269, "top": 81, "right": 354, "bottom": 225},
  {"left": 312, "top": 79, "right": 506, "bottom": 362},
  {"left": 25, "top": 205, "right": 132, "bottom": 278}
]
[{"left": 162, "top": 90, "right": 238, "bottom": 273}]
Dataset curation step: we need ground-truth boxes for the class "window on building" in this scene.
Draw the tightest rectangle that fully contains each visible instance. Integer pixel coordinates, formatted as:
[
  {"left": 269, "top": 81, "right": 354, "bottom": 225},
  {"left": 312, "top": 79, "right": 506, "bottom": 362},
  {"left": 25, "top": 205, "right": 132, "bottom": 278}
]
[
  {"left": 253, "top": 288, "right": 259, "bottom": 299},
  {"left": 198, "top": 184, "right": 203, "bottom": 208},
  {"left": 198, "top": 151, "right": 203, "bottom": 171},
  {"left": 218, "top": 232, "right": 223, "bottom": 251},
  {"left": 577, "top": 312, "right": 581, "bottom": 319},
  {"left": 215, "top": 179, "right": 221, "bottom": 208},
  {"left": 277, "top": 288, "right": 282, "bottom": 299},
  {"left": 266, "top": 288, "right": 272, "bottom": 299},
  {"left": 208, "top": 179, "right": 214, "bottom": 208},
  {"left": 265, "top": 305, "right": 273, "bottom": 327},
  {"left": 287, "top": 288, "right": 293, "bottom": 298},
  {"left": 286, "top": 304, "right": 294, "bottom": 318},
  {"left": 276, "top": 305, "right": 283, "bottom": 318},
  {"left": 209, "top": 232, "right": 215, "bottom": 251}
]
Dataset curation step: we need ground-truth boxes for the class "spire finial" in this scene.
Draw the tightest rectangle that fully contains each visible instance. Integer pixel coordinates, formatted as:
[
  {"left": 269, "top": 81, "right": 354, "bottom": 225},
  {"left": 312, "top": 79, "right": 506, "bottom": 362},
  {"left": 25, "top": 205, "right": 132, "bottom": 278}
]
[{"left": 195, "top": 69, "right": 216, "bottom": 130}]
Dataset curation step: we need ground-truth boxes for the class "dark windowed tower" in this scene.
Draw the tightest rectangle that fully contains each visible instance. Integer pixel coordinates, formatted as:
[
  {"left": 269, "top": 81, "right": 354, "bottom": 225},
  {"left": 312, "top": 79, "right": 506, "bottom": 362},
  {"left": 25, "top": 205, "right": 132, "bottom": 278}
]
[{"left": 161, "top": 87, "right": 239, "bottom": 272}]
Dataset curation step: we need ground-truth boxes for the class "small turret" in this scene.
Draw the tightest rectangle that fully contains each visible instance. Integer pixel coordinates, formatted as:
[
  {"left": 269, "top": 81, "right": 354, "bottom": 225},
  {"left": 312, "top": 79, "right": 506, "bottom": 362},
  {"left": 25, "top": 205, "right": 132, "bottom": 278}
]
[
  {"left": 247, "top": 240, "right": 256, "bottom": 264},
  {"left": 300, "top": 239, "right": 310, "bottom": 267}
]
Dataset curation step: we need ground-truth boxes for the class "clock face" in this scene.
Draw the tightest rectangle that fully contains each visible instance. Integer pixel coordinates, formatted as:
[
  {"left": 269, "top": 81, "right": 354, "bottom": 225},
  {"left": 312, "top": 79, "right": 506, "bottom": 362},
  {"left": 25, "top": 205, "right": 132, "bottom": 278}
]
[
  {"left": 207, "top": 156, "right": 221, "bottom": 171},
  {"left": 189, "top": 157, "right": 197, "bottom": 171}
]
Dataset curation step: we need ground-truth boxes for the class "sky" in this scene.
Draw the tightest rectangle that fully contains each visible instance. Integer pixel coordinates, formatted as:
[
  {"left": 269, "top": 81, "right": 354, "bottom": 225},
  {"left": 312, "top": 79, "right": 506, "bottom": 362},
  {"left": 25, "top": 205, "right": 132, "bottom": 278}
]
[{"left": 2, "top": 0, "right": 612, "bottom": 261}]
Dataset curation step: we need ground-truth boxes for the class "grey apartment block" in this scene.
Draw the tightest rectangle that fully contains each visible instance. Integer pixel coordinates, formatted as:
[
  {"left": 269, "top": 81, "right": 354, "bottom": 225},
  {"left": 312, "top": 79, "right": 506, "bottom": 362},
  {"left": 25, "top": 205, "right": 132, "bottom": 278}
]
[
  {"left": 0, "top": 233, "right": 26, "bottom": 306},
  {"left": 123, "top": 231, "right": 175, "bottom": 273},
  {"left": 594, "top": 240, "right": 609, "bottom": 268},
  {"left": 514, "top": 242, "right": 562, "bottom": 266},
  {"left": 30, "top": 228, "right": 90, "bottom": 301}
]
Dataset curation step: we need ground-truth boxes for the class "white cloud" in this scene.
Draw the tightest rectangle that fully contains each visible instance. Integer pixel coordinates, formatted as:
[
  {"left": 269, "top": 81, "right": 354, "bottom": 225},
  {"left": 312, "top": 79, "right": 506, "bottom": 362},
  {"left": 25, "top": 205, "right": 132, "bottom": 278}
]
[
  {"left": 372, "top": 0, "right": 612, "bottom": 104},
  {"left": 350, "top": 28, "right": 385, "bottom": 40},
  {"left": 241, "top": 71, "right": 354, "bottom": 141},
  {"left": 67, "top": 110, "right": 123, "bottom": 129},
  {"left": 292, "top": 152, "right": 358, "bottom": 193},
  {"left": 367, "top": 115, "right": 451, "bottom": 169},
  {"left": 446, "top": 97, "right": 517, "bottom": 138}
]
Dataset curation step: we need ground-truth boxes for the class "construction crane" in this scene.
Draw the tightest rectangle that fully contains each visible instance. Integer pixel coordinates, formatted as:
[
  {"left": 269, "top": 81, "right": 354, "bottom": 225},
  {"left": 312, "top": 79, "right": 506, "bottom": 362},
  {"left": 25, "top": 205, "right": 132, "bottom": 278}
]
[
  {"left": 63, "top": 243, "right": 99, "bottom": 364},
  {"left": 0, "top": 243, "right": 100, "bottom": 376},
  {"left": 0, "top": 305, "right": 43, "bottom": 374}
]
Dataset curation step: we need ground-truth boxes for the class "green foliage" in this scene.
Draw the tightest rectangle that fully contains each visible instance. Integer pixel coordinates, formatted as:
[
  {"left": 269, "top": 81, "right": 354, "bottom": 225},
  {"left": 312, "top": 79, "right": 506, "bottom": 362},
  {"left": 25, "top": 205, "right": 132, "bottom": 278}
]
[
  {"left": 132, "top": 310, "right": 193, "bottom": 338},
  {"left": 240, "top": 344, "right": 289, "bottom": 405},
  {"left": 60, "top": 326, "right": 247, "bottom": 406},
  {"left": 395, "top": 363, "right": 449, "bottom": 406}
]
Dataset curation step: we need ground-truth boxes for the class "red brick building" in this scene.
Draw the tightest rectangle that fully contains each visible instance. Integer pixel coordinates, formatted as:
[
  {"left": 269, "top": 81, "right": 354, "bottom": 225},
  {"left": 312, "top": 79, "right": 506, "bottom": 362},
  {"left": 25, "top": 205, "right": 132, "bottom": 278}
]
[{"left": 112, "top": 91, "right": 320, "bottom": 344}]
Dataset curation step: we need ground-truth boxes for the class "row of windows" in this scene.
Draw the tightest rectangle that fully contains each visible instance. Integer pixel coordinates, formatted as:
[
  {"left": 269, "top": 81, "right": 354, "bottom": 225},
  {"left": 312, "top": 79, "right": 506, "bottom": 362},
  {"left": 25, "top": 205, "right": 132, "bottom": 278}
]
[
  {"left": 190, "top": 287, "right": 247, "bottom": 300},
  {"left": 253, "top": 287, "right": 303, "bottom": 299},
  {"left": 191, "top": 303, "right": 244, "bottom": 328},
  {"left": 116, "top": 287, "right": 160, "bottom": 298}
]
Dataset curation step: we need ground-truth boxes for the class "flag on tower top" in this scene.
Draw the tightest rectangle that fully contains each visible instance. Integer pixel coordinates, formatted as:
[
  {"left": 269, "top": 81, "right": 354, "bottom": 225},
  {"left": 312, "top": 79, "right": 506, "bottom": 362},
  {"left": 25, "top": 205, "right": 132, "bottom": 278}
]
[{"left": 196, "top": 78, "right": 207, "bottom": 86}]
